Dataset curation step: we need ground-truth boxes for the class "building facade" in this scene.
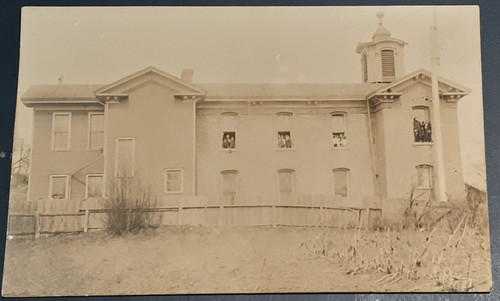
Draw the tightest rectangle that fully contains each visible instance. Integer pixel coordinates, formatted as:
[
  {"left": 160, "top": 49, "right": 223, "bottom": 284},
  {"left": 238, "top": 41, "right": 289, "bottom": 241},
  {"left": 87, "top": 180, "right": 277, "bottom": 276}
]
[{"left": 21, "top": 18, "right": 469, "bottom": 221}]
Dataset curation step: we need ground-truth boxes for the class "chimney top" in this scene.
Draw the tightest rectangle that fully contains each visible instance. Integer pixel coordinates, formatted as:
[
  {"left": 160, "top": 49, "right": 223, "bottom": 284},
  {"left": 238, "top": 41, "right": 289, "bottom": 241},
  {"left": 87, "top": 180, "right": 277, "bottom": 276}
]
[{"left": 181, "top": 69, "right": 194, "bottom": 83}]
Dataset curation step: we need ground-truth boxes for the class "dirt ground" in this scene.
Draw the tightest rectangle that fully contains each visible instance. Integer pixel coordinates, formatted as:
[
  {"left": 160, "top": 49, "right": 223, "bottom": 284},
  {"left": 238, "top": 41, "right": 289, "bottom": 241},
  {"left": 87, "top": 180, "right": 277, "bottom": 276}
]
[{"left": 2, "top": 224, "right": 492, "bottom": 297}]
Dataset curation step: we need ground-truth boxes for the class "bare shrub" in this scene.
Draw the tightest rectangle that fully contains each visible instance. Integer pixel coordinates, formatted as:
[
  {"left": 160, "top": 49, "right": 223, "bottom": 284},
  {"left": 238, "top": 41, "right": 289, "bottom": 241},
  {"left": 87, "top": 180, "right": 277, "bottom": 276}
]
[{"left": 104, "top": 177, "right": 157, "bottom": 235}]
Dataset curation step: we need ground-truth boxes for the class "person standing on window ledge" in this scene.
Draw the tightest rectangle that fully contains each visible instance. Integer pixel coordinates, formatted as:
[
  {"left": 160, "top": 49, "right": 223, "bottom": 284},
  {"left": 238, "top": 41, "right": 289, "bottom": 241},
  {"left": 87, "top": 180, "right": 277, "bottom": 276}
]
[{"left": 285, "top": 135, "right": 292, "bottom": 148}]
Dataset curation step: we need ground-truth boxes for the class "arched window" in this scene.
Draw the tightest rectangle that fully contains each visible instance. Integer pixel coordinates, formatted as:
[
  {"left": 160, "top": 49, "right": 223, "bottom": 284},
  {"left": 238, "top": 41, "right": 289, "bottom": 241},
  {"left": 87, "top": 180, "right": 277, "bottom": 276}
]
[
  {"left": 331, "top": 112, "right": 347, "bottom": 148},
  {"left": 276, "top": 112, "right": 293, "bottom": 149},
  {"left": 221, "top": 170, "right": 238, "bottom": 205},
  {"left": 381, "top": 49, "right": 395, "bottom": 82},
  {"left": 412, "top": 106, "right": 432, "bottom": 143},
  {"left": 333, "top": 168, "right": 350, "bottom": 198},
  {"left": 221, "top": 112, "right": 237, "bottom": 149},
  {"left": 416, "top": 164, "right": 433, "bottom": 189}
]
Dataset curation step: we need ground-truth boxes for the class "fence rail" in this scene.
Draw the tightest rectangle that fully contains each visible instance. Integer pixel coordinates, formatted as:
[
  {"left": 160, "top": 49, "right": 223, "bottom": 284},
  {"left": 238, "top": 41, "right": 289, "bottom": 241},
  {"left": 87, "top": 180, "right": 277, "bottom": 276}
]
[{"left": 7, "top": 199, "right": 382, "bottom": 238}]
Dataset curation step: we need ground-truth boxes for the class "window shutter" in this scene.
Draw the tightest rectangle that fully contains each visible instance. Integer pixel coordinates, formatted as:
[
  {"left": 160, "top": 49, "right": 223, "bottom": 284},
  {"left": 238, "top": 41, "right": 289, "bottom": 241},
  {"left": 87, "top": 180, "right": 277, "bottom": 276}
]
[{"left": 381, "top": 50, "right": 395, "bottom": 77}]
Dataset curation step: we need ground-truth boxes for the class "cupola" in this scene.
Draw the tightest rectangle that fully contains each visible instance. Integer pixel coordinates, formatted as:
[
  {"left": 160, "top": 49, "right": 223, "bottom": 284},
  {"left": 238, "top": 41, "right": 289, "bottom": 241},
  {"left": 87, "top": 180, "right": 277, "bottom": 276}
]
[{"left": 356, "top": 12, "right": 407, "bottom": 83}]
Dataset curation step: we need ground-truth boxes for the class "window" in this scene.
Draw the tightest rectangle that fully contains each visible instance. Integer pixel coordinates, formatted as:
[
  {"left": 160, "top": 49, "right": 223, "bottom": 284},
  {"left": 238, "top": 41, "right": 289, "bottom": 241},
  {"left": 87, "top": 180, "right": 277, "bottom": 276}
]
[
  {"left": 165, "top": 169, "right": 183, "bottom": 193},
  {"left": 52, "top": 112, "right": 71, "bottom": 150},
  {"left": 333, "top": 168, "right": 349, "bottom": 198},
  {"left": 49, "top": 175, "right": 69, "bottom": 199},
  {"left": 362, "top": 53, "right": 368, "bottom": 83},
  {"left": 115, "top": 138, "right": 135, "bottom": 177},
  {"left": 413, "top": 107, "right": 432, "bottom": 143},
  {"left": 88, "top": 113, "right": 104, "bottom": 150},
  {"left": 221, "top": 170, "right": 238, "bottom": 204},
  {"left": 221, "top": 113, "right": 237, "bottom": 149},
  {"left": 331, "top": 113, "right": 347, "bottom": 148},
  {"left": 278, "top": 169, "right": 294, "bottom": 204},
  {"left": 416, "top": 165, "right": 433, "bottom": 189},
  {"left": 277, "top": 113, "right": 293, "bottom": 149},
  {"left": 86, "top": 174, "right": 103, "bottom": 198},
  {"left": 381, "top": 49, "right": 395, "bottom": 81}
]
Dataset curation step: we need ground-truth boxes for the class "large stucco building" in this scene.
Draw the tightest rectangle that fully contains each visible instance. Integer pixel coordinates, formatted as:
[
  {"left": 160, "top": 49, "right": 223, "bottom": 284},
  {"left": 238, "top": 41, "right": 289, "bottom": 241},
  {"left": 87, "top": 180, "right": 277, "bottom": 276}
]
[{"left": 21, "top": 16, "right": 470, "bottom": 221}]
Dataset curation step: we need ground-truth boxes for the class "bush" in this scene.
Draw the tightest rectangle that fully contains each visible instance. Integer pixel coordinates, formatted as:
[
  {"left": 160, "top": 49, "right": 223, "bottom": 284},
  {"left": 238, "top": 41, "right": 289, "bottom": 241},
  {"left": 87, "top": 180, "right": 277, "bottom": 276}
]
[{"left": 104, "top": 177, "right": 156, "bottom": 235}]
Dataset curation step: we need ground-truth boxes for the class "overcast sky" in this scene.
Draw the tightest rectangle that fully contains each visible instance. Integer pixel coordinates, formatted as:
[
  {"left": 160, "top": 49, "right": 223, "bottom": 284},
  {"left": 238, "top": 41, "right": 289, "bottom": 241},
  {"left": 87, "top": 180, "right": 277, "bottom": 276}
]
[{"left": 14, "top": 6, "right": 485, "bottom": 185}]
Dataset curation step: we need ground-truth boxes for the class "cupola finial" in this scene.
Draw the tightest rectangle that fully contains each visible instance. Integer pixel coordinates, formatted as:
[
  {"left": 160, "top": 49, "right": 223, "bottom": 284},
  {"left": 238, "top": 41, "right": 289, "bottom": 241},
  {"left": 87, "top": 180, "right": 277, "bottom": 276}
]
[{"left": 376, "top": 11, "right": 384, "bottom": 26}]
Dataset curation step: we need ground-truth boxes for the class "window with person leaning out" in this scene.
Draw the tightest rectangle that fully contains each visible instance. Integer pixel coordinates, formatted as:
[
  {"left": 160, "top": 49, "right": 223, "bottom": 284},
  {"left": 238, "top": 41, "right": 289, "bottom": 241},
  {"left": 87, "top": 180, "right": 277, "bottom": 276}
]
[
  {"left": 277, "top": 131, "right": 293, "bottom": 148},
  {"left": 222, "top": 132, "right": 236, "bottom": 149},
  {"left": 413, "top": 117, "right": 432, "bottom": 143},
  {"left": 332, "top": 133, "right": 347, "bottom": 148}
]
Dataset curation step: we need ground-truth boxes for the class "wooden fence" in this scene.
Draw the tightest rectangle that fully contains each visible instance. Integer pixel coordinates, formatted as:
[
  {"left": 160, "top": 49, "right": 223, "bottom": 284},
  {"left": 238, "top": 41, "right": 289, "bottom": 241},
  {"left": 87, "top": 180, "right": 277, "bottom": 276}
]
[{"left": 7, "top": 198, "right": 382, "bottom": 238}]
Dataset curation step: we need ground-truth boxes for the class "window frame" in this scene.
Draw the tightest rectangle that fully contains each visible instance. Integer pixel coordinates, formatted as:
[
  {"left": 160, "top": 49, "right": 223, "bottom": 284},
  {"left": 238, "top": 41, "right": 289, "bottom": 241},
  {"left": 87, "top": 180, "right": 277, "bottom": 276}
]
[
  {"left": 221, "top": 170, "right": 239, "bottom": 201},
  {"left": 51, "top": 112, "right": 72, "bottom": 151},
  {"left": 221, "top": 112, "right": 238, "bottom": 151},
  {"left": 114, "top": 137, "right": 135, "bottom": 178},
  {"left": 277, "top": 168, "right": 295, "bottom": 196},
  {"left": 330, "top": 112, "right": 348, "bottom": 149},
  {"left": 276, "top": 112, "right": 294, "bottom": 150},
  {"left": 87, "top": 112, "right": 105, "bottom": 151},
  {"left": 85, "top": 173, "right": 104, "bottom": 199},
  {"left": 164, "top": 168, "right": 184, "bottom": 194},
  {"left": 412, "top": 106, "right": 433, "bottom": 145},
  {"left": 49, "top": 174, "right": 70, "bottom": 200},
  {"left": 415, "top": 164, "right": 434, "bottom": 190},
  {"left": 332, "top": 168, "right": 350, "bottom": 199},
  {"left": 381, "top": 49, "right": 396, "bottom": 82}
]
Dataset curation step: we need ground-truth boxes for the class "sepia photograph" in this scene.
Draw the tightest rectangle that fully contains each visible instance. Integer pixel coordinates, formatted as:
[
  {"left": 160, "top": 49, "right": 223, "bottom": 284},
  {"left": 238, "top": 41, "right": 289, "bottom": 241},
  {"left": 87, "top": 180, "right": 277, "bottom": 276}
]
[{"left": 2, "top": 6, "right": 492, "bottom": 296}]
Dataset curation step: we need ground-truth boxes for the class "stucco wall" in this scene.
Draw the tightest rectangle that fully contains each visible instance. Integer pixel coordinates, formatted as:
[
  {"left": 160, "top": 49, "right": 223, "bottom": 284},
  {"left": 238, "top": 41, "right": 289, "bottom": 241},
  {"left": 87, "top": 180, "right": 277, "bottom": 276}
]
[
  {"left": 196, "top": 105, "right": 376, "bottom": 207},
  {"left": 373, "top": 82, "right": 465, "bottom": 221},
  {"left": 29, "top": 106, "right": 104, "bottom": 203},
  {"left": 105, "top": 81, "right": 195, "bottom": 204}
]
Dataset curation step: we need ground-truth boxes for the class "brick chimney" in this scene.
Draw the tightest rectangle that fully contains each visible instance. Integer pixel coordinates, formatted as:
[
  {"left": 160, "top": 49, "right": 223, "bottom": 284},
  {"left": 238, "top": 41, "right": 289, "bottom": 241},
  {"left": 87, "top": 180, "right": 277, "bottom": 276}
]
[{"left": 181, "top": 69, "right": 194, "bottom": 83}]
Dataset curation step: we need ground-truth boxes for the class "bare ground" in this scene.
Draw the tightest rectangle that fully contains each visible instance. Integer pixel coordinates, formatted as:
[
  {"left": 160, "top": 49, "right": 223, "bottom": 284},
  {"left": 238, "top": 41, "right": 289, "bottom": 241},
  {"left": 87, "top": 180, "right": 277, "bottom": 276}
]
[{"left": 2, "top": 225, "right": 492, "bottom": 297}]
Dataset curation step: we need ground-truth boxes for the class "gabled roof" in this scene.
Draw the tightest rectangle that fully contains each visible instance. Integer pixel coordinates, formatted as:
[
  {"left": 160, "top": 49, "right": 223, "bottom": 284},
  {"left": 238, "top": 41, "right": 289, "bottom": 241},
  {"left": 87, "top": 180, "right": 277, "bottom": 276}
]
[
  {"left": 198, "top": 83, "right": 385, "bottom": 101},
  {"left": 22, "top": 84, "right": 102, "bottom": 105},
  {"left": 95, "top": 66, "right": 205, "bottom": 98},
  {"left": 367, "top": 69, "right": 471, "bottom": 99}
]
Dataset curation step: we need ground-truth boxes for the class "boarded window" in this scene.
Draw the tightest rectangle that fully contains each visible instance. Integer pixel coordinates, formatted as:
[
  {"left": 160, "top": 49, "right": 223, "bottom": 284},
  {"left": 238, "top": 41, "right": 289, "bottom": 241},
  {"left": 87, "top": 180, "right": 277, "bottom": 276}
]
[
  {"left": 413, "top": 107, "right": 432, "bottom": 143},
  {"left": 381, "top": 50, "right": 395, "bottom": 78},
  {"left": 331, "top": 114, "right": 347, "bottom": 147},
  {"left": 416, "top": 165, "right": 433, "bottom": 189},
  {"left": 277, "top": 113, "right": 292, "bottom": 148},
  {"left": 222, "top": 171, "right": 237, "bottom": 205},
  {"left": 116, "top": 138, "right": 134, "bottom": 177},
  {"left": 165, "top": 169, "right": 183, "bottom": 193},
  {"left": 86, "top": 174, "right": 103, "bottom": 198},
  {"left": 89, "top": 113, "right": 104, "bottom": 150},
  {"left": 333, "top": 169, "right": 349, "bottom": 198},
  {"left": 221, "top": 114, "right": 237, "bottom": 149},
  {"left": 50, "top": 175, "right": 68, "bottom": 199},
  {"left": 278, "top": 169, "right": 294, "bottom": 203},
  {"left": 52, "top": 113, "right": 71, "bottom": 150}
]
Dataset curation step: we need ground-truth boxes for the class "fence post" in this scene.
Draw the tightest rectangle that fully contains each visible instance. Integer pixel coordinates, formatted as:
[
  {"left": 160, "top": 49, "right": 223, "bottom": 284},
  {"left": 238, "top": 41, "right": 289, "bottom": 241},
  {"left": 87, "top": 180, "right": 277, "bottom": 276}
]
[
  {"left": 218, "top": 205, "right": 223, "bottom": 227},
  {"left": 83, "top": 200, "right": 90, "bottom": 233},
  {"left": 34, "top": 211, "right": 40, "bottom": 239},
  {"left": 320, "top": 206, "right": 324, "bottom": 227},
  {"left": 178, "top": 206, "right": 183, "bottom": 225},
  {"left": 367, "top": 208, "right": 371, "bottom": 229},
  {"left": 272, "top": 205, "right": 276, "bottom": 227}
]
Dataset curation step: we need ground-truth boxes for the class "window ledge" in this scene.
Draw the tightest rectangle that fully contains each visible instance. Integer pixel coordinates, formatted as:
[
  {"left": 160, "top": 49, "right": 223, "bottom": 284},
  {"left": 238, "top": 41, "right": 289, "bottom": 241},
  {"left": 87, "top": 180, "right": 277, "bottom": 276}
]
[
  {"left": 165, "top": 191, "right": 183, "bottom": 195},
  {"left": 221, "top": 149, "right": 238, "bottom": 152},
  {"left": 52, "top": 149, "right": 71, "bottom": 152},
  {"left": 330, "top": 147, "right": 350, "bottom": 151},
  {"left": 413, "top": 142, "right": 433, "bottom": 146},
  {"left": 276, "top": 148, "right": 295, "bottom": 151}
]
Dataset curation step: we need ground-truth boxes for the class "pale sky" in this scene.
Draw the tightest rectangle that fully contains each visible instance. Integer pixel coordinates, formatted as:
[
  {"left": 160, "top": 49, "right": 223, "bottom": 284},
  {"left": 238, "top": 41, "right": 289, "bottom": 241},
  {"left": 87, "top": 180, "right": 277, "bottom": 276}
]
[{"left": 13, "top": 6, "right": 485, "bottom": 186}]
